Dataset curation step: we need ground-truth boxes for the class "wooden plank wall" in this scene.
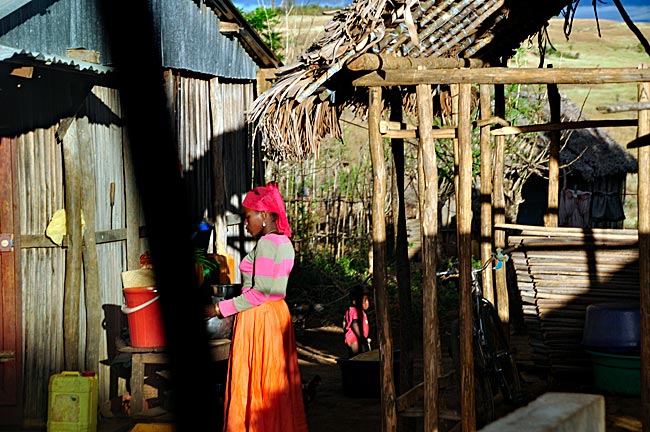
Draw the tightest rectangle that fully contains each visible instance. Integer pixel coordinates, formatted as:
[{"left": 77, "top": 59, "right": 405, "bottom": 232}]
[
  {"left": 16, "top": 86, "right": 132, "bottom": 425},
  {"left": 504, "top": 225, "right": 639, "bottom": 374},
  {"left": 15, "top": 74, "right": 257, "bottom": 424},
  {"left": 85, "top": 86, "right": 131, "bottom": 402},
  {"left": 17, "top": 126, "right": 66, "bottom": 423}
]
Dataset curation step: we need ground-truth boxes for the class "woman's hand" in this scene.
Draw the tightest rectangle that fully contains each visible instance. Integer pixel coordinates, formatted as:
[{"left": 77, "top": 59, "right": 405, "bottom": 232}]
[{"left": 205, "top": 303, "right": 224, "bottom": 320}]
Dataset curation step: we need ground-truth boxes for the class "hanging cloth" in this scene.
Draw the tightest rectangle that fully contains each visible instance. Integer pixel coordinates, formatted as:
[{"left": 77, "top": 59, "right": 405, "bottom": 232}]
[
  {"left": 590, "top": 191, "right": 625, "bottom": 224},
  {"left": 559, "top": 189, "right": 592, "bottom": 228}
]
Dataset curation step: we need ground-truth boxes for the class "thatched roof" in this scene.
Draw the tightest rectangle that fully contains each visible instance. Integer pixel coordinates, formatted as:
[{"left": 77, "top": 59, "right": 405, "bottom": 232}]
[
  {"left": 250, "top": 0, "right": 589, "bottom": 160},
  {"left": 552, "top": 95, "right": 638, "bottom": 181}
]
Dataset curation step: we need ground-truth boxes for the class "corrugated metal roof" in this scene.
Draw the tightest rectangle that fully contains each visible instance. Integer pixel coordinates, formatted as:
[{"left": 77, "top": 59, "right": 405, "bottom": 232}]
[
  {"left": 154, "top": 0, "right": 260, "bottom": 79},
  {"left": 0, "top": 0, "right": 279, "bottom": 80},
  {"left": 0, "top": 0, "right": 30, "bottom": 20},
  {"left": 0, "top": 0, "right": 112, "bottom": 65},
  {"left": 0, "top": 43, "right": 113, "bottom": 75}
]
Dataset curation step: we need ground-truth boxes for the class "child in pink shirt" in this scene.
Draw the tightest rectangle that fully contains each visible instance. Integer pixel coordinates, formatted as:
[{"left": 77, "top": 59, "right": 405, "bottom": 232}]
[{"left": 343, "top": 285, "right": 371, "bottom": 358}]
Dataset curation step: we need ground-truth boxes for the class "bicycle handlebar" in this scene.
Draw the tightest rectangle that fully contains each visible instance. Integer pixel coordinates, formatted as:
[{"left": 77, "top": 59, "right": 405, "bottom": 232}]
[
  {"left": 436, "top": 265, "right": 459, "bottom": 280},
  {"left": 437, "top": 241, "right": 522, "bottom": 279}
]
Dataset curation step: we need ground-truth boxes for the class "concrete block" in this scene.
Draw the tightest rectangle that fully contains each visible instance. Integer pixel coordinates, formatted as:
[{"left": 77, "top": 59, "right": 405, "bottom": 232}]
[{"left": 479, "top": 392, "right": 605, "bottom": 432}]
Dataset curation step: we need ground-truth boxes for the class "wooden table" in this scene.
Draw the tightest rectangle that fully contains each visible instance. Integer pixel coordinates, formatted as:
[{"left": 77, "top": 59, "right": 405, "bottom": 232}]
[{"left": 119, "top": 339, "right": 231, "bottom": 415}]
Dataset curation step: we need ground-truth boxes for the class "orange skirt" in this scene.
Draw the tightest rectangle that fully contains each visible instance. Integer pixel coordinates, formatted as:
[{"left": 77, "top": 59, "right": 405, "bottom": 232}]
[{"left": 223, "top": 300, "right": 308, "bottom": 432}]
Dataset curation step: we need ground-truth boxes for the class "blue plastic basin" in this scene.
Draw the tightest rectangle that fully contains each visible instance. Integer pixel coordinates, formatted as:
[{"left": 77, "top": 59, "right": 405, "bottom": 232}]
[{"left": 582, "top": 302, "right": 640, "bottom": 353}]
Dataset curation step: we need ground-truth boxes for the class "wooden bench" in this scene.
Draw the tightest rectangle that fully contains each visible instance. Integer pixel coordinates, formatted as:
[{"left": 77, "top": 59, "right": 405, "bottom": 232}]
[{"left": 119, "top": 339, "right": 231, "bottom": 415}]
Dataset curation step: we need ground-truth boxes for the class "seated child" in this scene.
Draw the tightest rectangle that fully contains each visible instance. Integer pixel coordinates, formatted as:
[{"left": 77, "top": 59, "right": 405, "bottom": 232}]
[{"left": 343, "top": 285, "right": 371, "bottom": 358}]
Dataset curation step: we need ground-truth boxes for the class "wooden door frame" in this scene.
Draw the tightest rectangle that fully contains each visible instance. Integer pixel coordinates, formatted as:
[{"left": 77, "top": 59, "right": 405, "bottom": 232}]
[{"left": 0, "top": 136, "right": 23, "bottom": 426}]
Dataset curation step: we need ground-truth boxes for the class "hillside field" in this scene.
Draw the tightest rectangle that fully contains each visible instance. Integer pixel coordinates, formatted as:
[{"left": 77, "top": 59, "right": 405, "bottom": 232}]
[
  {"left": 518, "top": 18, "right": 650, "bottom": 227},
  {"left": 275, "top": 15, "right": 650, "bottom": 227}
]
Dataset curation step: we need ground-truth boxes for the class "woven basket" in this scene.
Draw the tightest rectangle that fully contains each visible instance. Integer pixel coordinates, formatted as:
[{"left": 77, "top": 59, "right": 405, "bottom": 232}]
[{"left": 121, "top": 269, "right": 156, "bottom": 288}]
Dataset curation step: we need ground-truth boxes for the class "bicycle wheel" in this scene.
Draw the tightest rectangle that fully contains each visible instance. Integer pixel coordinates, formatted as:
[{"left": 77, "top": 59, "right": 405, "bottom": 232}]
[
  {"left": 449, "top": 319, "right": 496, "bottom": 427},
  {"left": 474, "top": 342, "right": 496, "bottom": 428},
  {"left": 477, "top": 300, "right": 527, "bottom": 406}
]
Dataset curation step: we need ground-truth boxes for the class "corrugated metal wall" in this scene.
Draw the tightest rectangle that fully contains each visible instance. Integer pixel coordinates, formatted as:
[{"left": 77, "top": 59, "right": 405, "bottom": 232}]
[
  {"left": 172, "top": 72, "right": 256, "bottom": 281},
  {"left": 218, "top": 79, "right": 257, "bottom": 268}
]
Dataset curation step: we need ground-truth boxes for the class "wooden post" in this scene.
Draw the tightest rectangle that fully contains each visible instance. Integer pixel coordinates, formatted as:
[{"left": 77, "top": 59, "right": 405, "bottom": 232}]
[
  {"left": 493, "top": 85, "right": 509, "bottom": 327},
  {"left": 78, "top": 115, "right": 101, "bottom": 372},
  {"left": 451, "top": 84, "right": 460, "bottom": 201},
  {"left": 368, "top": 86, "right": 397, "bottom": 432},
  {"left": 546, "top": 65, "right": 560, "bottom": 227},
  {"left": 416, "top": 81, "right": 440, "bottom": 430},
  {"left": 637, "top": 65, "right": 650, "bottom": 432},
  {"left": 458, "top": 83, "right": 476, "bottom": 432},
  {"left": 124, "top": 132, "right": 140, "bottom": 270},
  {"left": 209, "top": 77, "right": 227, "bottom": 248},
  {"left": 163, "top": 70, "right": 177, "bottom": 140},
  {"left": 0, "top": 136, "right": 23, "bottom": 422},
  {"left": 62, "top": 118, "right": 83, "bottom": 370},
  {"left": 389, "top": 89, "right": 414, "bottom": 397},
  {"left": 479, "top": 84, "right": 495, "bottom": 304}
]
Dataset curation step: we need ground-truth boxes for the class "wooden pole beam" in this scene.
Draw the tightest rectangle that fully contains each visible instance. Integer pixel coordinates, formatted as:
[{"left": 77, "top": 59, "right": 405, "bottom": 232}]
[
  {"left": 416, "top": 81, "right": 440, "bottom": 431},
  {"left": 61, "top": 118, "right": 82, "bottom": 370},
  {"left": 491, "top": 119, "right": 637, "bottom": 135},
  {"left": 347, "top": 53, "right": 485, "bottom": 71},
  {"left": 380, "top": 119, "right": 637, "bottom": 140},
  {"left": 368, "top": 86, "right": 398, "bottom": 432},
  {"left": 78, "top": 115, "right": 101, "bottom": 373},
  {"left": 493, "top": 84, "right": 509, "bottom": 328},
  {"left": 545, "top": 65, "right": 560, "bottom": 228},
  {"left": 479, "top": 84, "right": 495, "bottom": 304},
  {"left": 597, "top": 101, "right": 650, "bottom": 113},
  {"left": 380, "top": 117, "right": 508, "bottom": 133},
  {"left": 637, "top": 66, "right": 650, "bottom": 432},
  {"left": 353, "top": 67, "right": 650, "bottom": 87},
  {"left": 458, "top": 82, "right": 476, "bottom": 432}
]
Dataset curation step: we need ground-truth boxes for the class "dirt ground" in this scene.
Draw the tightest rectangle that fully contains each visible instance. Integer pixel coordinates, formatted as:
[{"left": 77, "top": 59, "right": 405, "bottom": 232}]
[
  {"left": 91, "top": 323, "right": 642, "bottom": 432},
  {"left": 296, "top": 326, "right": 643, "bottom": 432},
  {"left": 296, "top": 326, "right": 384, "bottom": 432}
]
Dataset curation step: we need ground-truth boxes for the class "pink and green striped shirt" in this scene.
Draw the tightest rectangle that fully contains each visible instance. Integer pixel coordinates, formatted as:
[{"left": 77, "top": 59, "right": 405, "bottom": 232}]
[{"left": 218, "top": 233, "right": 294, "bottom": 317}]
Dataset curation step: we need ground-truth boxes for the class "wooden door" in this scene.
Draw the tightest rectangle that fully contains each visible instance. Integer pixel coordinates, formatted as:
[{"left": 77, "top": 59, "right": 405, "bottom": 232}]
[{"left": 0, "top": 137, "right": 22, "bottom": 426}]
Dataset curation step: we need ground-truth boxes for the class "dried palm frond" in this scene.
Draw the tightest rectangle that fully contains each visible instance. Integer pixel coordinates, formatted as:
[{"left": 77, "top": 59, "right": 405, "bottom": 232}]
[{"left": 250, "top": 0, "right": 593, "bottom": 162}]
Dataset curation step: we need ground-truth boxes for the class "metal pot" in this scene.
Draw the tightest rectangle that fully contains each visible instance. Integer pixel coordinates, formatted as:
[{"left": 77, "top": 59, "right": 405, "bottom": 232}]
[
  {"left": 212, "top": 283, "right": 242, "bottom": 301},
  {"left": 206, "top": 315, "right": 234, "bottom": 340},
  {"left": 206, "top": 284, "right": 241, "bottom": 340}
]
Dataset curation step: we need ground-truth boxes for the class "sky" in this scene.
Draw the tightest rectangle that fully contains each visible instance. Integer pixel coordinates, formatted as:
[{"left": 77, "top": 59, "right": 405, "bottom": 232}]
[
  {"left": 571, "top": 0, "right": 650, "bottom": 23},
  {"left": 233, "top": 0, "right": 650, "bottom": 23}
]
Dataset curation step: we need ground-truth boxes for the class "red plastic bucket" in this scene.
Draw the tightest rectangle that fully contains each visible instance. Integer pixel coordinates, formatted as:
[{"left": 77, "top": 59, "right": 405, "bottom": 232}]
[{"left": 122, "top": 287, "right": 165, "bottom": 348}]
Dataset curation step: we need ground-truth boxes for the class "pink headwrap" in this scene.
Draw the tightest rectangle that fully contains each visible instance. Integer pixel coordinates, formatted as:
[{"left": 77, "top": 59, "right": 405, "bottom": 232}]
[{"left": 242, "top": 181, "right": 292, "bottom": 238}]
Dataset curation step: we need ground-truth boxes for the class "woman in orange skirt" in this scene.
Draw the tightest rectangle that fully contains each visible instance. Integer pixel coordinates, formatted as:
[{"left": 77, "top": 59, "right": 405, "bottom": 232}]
[{"left": 206, "top": 182, "right": 308, "bottom": 432}]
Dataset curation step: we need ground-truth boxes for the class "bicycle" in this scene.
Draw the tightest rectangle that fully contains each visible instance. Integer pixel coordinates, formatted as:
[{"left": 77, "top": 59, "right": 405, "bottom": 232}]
[{"left": 438, "top": 247, "right": 527, "bottom": 427}]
